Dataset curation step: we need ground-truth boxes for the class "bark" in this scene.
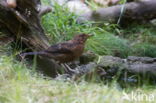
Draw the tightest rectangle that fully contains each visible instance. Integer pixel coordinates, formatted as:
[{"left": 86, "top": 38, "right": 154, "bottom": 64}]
[
  {"left": 0, "top": 0, "right": 49, "bottom": 50},
  {"left": 78, "top": 0, "right": 156, "bottom": 25},
  {"left": 0, "top": 0, "right": 59, "bottom": 76},
  {"left": 97, "top": 56, "right": 156, "bottom": 76},
  {"left": 67, "top": 56, "right": 156, "bottom": 83}
]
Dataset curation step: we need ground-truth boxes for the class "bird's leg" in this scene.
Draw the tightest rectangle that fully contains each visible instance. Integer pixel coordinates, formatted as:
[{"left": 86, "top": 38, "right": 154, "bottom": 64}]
[
  {"left": 61, "top": 64, "right": 69, "bottom": 73},
  {"left": 64, "top": 63, "right": 74, "bottom": 72},
  {"left": 61, "top": 63, "right": 77, "bottom": 74}
]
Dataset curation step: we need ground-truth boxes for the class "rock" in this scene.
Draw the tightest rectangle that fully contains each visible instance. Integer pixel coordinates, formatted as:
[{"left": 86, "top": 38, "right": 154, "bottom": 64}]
[
  {"left": 53, "top": 0, "right": 91, "bottom": 15},
  {"left": 71, "top": 62, "right": 98, "bottom": 80},
  {"left": 55, "top": 74, "right": 71, "bottom": 81},
  {"left": 73, "top": 62, "right": 97, "bottom": 75},
  {"left": 97, "top": 56, "right": 124, "bottom": 67},
  {"left": 66, "top": 0, "right": 91, "bottom": 14},
  {"left": 6, "top": 0, "right": 17, "bottom": 8},
  {"left": 150, "top": 19, "right": 156, "bottom": 26}
]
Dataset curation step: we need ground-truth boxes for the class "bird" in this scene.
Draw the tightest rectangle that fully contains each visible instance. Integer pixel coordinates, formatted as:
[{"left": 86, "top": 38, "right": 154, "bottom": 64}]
[
  {"left": 20, "top": 33, "right": 92, "bottom": 73},
  {"left": 20, "top": 34, "right": 92, "bottom": 63}
]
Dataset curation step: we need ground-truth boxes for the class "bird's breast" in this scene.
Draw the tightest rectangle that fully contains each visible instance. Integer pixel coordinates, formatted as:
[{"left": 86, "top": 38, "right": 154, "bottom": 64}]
[{"left": 73, "top": 44, "right": 84, "bottom": 57}]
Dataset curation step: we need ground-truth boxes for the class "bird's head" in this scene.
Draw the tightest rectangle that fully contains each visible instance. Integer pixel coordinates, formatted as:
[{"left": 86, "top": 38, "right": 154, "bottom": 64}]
[{"left": 73, "top": 34, "right": 93, "bottom": 44}]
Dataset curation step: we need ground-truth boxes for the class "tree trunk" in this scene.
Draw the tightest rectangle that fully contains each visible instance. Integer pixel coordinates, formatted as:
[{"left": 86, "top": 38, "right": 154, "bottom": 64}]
[
  {"left": 68, "top": 56, "right": 156, "bottom": 84},
  {"left": 0, "top": 0, "right": 60, "bottom": 77},
  {"left": 78, "top": 0, "right": 156, "bottom": 25},
  {"left": 0, "top": 0, "right": 50, "bottom": 50}
]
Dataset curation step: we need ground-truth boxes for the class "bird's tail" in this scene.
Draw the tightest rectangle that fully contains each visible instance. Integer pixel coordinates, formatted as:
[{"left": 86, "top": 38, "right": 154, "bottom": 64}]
[{"left": 20, "top": 51, "right": 45, "bottom": 58}]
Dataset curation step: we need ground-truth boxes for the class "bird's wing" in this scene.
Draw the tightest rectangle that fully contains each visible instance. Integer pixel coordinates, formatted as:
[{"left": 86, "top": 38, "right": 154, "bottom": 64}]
[{"left": 45, "top": 42, "right": 74, "bottom": 54}]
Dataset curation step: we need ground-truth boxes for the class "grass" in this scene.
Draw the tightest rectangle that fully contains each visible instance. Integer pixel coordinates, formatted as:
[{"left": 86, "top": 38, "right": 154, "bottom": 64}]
[
  {"left": 42, "top": 3, "right": 131, "bottom": 57},
  {"left": 0, "top": 0, "right": 156, "bottom": 103},
  {"left": 41, "top": 1, "right": 156, "bottom": 58},
  {"left": 0, "top": 55, "right": 156, "bottom": 103}
]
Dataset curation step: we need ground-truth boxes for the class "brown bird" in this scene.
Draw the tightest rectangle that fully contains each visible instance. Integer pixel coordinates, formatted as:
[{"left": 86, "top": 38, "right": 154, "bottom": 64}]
[{"left": 20, "top": 34, "right": 92, "bottom": 63}]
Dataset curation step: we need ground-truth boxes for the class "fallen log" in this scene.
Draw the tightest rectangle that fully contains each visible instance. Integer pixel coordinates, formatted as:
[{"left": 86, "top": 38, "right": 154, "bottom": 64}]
[
  {"left": 78, "top": 0, "right": 156, "bottom": 25},
  {"left": 0, "top": 0, "right": 60, "bottom": 76},
  {"left": 97, "top": 56, "right": 156, "bottom": 76},
  {"left": 0, "top": 0, "right": 50, "bottom": 50},
  {"left": 65, "top": 55, "right": 156, "bottom": 84}
]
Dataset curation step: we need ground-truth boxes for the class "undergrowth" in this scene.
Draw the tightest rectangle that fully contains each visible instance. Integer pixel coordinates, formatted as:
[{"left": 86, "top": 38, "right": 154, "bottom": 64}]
[
  {"left": 42, "top": 0, "right": 156, "bottom": 58},
  {"left": 0, "top": 0, "right": 156, "bottom": 103},
  {"left": 0, "top": 54, "right": 156, "bottom": 103}
]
